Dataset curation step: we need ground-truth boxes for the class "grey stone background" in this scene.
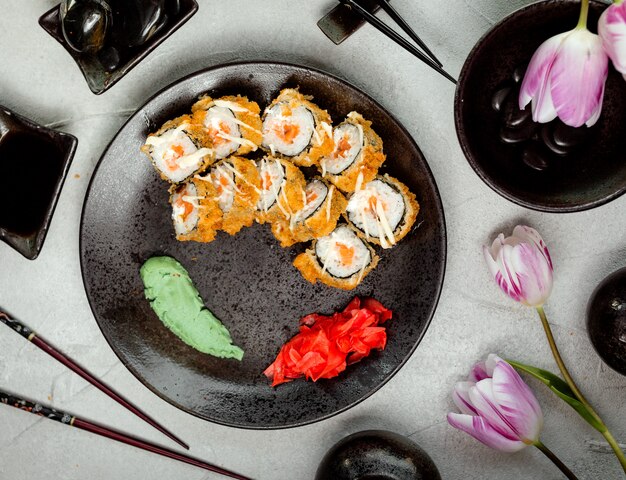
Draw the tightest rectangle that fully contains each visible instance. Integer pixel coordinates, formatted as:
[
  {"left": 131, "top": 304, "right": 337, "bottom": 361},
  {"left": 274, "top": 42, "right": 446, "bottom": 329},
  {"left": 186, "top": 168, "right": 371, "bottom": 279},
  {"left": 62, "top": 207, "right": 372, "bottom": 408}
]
[{"left": 0, "top": 0, "right": 624, "bottom": 478}]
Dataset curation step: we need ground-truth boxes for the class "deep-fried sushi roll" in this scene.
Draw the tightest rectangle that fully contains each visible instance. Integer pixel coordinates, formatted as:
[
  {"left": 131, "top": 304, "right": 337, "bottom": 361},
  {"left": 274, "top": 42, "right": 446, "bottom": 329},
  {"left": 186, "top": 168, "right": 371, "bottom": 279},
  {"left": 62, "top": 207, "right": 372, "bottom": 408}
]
[
  {"left": 345, "top": 174, "right": 419, "bottom": 249},
  {"left": 255, "top": 156, "right": 307, "bottom": 224},
  {"left": 271, "top": 178, "right": 347, "bottom": 247},
  {"left": 169, "top": 177, "right": 221, "bottom": 242},
  {"left": 293, "top": 225, "right": 379, "bottom": 291},
  {"left": 191, "top": 95, "right": 263, "bottom": 159},
  {"left": 261, "top": 88, "right": 333, "bottom": 167},
  {"left": 204, "top": 156, "right": 261, "bottom": 235},
  {"left": 319, "top": 112, "right": 385, "bottom": 193},
  {"left": 141, "top": 115, "right": 215, "bottom": 184}
]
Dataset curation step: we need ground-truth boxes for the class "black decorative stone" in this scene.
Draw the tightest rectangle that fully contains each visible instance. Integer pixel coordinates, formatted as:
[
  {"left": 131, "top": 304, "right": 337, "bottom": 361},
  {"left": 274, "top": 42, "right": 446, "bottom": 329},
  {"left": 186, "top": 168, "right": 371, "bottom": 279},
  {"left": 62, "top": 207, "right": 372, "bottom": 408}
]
[
  {"left": 315, "top": 430, "right": 441, "bottom": 480},
  {"left": 587, "top": 267, "right": 626, "bottom": 376},
  {"left": 60, "top": 0, "right": 111, "bottom": 53},
  {"left": 109, "top": 0, "right": 168, "bottom": 48}
]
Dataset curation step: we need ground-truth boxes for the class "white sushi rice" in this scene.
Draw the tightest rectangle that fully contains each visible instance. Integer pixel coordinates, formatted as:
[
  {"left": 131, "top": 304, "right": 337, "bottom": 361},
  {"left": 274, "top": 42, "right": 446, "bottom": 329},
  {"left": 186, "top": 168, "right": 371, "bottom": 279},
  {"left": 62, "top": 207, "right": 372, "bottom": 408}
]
[
  {"left": 346, "top": 179, "right": 405, "bottom": 240},
  {"left": 145, "top": 126, "right": 212, "bottom": 183},
  {"left": 210, "top": 164, "right": 236, "bottom": 212},
  {"left": 315, "top": 225, "right": 371, "bottom": 279},
  {"left": 294, "top": 179, "right": 328, "bottom": 222},
  {"left": 256, "top": 158, "right": 286, "bottom": 211},
  {"left": 321, "top": 123, "right": 363, "bottom": 175},
  {"left": 171, "top": 182, "right": 199, "bottom": 236},
  {"left": 203, "top": 106, "right": 241, "bottom": 159},
  {"left": 262, "top": 103, "right": 315, "bottom": 156}
]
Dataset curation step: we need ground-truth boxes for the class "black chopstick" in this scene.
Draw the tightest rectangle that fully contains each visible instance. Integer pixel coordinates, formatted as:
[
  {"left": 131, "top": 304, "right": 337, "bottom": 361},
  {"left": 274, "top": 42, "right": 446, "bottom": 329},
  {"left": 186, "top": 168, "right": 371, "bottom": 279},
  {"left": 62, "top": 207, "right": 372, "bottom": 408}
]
[
  {"left": 0, "top": 390, "right": 251, "bottom": 480},
  {"left": 0, "top": 310, "right": 189, "bottom": 450},
  {"left": 338, "top": 0, "right": 456, "bottom": 84},
  {"left": 374, "top": 0, "right": 443, "bottom": 67}
]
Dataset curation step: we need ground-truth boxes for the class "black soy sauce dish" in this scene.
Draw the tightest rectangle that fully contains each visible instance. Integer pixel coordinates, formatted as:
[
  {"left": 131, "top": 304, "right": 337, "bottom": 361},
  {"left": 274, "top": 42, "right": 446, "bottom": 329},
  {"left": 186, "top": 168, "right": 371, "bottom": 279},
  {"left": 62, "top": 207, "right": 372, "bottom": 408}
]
[
  {"left": 316, "top": 430, "right": 442, "bottom": 480},
  {"left": 455, "top": 0, "right": 626, "bottom": 213},
  {"left": 0, "top": 107, "right": 77, "bottom": 260},
  {"left": 587, "top": 267, "right": 626, "bottom": 377},
  {"left": 38, "top": 0, "right": 198, "bottom": 95}
]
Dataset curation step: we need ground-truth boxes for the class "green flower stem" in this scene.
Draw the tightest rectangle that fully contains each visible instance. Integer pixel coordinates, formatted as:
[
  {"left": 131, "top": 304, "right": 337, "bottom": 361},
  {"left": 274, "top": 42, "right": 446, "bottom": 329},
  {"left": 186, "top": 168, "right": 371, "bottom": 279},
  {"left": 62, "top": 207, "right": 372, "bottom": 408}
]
[
  {"left": 534, "top": 441, "right": 579, "bottom": 480},
  {"left": 536, "top": 306, "right": 626, "bottom": 473},
  {"left": 577, "top": 0, "right": 589, "bottom": 29}
]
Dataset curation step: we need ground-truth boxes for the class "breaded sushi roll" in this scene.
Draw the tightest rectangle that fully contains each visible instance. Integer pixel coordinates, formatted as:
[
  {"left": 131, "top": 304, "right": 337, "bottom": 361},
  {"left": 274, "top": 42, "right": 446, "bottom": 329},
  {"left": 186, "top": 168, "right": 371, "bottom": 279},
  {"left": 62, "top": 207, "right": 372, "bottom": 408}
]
[
  {"left": 293, "top": 225, "right": 379, "bottom": 291},
  {"left": 169, "top": 177, "right": 221, "bottom": 243},
  {"left": 204, "top": 156, "right": 261, "bottom": 235},
  {"left": 271, "top": 178, "right": 347, "bottom": 247},
  {"left": 319, "top": 112, "right": 385, "bottom": 193},
  {"left": 141, "top": 115, "right": 215, "bottom": 184},
  {"left": 191, "top": 95, "right": 263, "bottom": 159},
  {"left": 256, "top": 156, "right": 307, "bottom": 224},
  {"left": 345, "top": 174, "right": 419, "bottom": 249},
  {"left": 261, "top": 88, "right": 333, "bottom": 167}
]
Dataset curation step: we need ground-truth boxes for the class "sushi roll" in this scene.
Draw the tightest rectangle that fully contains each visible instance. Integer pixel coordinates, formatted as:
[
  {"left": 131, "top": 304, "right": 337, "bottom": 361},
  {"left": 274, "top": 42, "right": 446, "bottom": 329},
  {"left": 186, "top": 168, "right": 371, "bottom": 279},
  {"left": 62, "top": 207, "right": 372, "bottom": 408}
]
[
  {"left": 169, "top": 177, "right": 221, "bottom": 242},
  {"left": 344, "top": 174, "right": 419, "bottom": 249},
  {"left": 141, "top": 115, "right": 215, "bottom": 184},
  {"left": 319, "top": 112, "right": 385, "bottom": 193},
  {"left": 261, "top": 88, "right": 333, "bottom": 167},
  {"left": 293, "top": 225, "right": 379, "bottom": 291},
  {"left": 203, "top": 156, "right": 261, "bottom": 235},
  {"left": 271, "top": 178, "right": 347, "bottom": 247},
  {"left": 191, "top": 95, "right": 263, "bottom": 159},
  {"left": 256, "top": 156, "right": 307, "bottom": 224}
]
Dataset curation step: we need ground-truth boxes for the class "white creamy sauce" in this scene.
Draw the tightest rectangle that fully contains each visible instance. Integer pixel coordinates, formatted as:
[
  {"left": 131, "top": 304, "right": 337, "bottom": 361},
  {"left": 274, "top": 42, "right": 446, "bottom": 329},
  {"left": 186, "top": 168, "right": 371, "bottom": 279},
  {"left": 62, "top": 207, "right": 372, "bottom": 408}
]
[
  {"left": 256, "top": 158, "right": 286, "bottom": 212},
  {"left": 261, "top": 103, "right": 315, "bottom": 156},
  {"left": 291, "top": 180, "right": 328, "bottom": 227},
  {"left": 204, "top": 106, "right": 241, "bottom": 159},
  {"left": 321, "top": 123, "right": 363, "bottom": 175},
  {"left": 315, "top": 225, "right": 371, "bottom": 279},
  {"left": 210, "top": 165, "right": 237, "bottom": 212},
  {"left": 171, "top": 182, "right": 199, "bottom": 235}
]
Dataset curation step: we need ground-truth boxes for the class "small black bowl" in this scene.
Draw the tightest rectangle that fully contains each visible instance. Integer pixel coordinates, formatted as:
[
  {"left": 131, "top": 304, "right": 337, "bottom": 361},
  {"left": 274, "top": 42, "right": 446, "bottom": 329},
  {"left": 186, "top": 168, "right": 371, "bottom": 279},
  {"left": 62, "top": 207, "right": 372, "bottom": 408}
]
[
  {"left": 38, "top": 1, "right": 199, "bottom": 95},
  {"left": 315, "top": 430, "right": 441, "bottom": 480},
  {"left": 587, "top": 267, "right": 626, "bottom": 376},
  {"left": 455, "top": 0, "right": 626, "bottom": 213},
  {"left": 0, "top": 107, "right": 77, "bottom": 260}
]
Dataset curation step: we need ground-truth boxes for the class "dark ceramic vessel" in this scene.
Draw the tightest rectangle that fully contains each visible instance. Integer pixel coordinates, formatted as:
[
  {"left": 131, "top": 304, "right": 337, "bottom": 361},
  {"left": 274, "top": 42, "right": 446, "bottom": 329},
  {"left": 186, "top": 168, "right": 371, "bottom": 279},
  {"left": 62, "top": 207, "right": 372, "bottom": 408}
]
[
  {"left": 587, "top": 267, "right": 626, "bottom": 376},
  {"left": 455, "top": 0, "right": 626, "bottom": 212},
  {"left": 315, "top": 430, "right": 441, "bottom": 480},
  {"left": 0, "top": 107, "right": 77, "bottom": 260},
  {"left": 80, "top": 62, "right": 446, "bottom": 428},
  {"left": 38, "top": 0, "right": 198, "bottom": 95}
]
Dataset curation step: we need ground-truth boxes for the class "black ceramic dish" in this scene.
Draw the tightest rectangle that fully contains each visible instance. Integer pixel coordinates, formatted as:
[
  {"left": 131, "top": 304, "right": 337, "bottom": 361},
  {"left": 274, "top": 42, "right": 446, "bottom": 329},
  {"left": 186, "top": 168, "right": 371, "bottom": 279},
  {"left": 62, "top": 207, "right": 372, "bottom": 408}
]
[
  {"left": 455, "top": 0, "right": 626, "bottom": 213},
  {"left": 38, "top": 1, "right": 198, "bottom": 95},
  {"left": 0, "top": 107, "right": 77, "bottom": 260},
  {"left": 80, "top": 62, "right": 446, "bottom": 429},
  {"left": 315, "top": 430, "right": 441, "bottom": 480},
  {"left": 587, "top": 267, "right": 626, "bottom": 376}
]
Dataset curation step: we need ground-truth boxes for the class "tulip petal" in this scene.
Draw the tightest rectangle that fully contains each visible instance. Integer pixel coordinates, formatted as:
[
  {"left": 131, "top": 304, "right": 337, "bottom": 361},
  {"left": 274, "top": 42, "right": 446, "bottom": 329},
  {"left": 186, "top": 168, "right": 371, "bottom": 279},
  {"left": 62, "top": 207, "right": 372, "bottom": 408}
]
[
  {"left": 599, "top": 3, "right": 626, "bottom": 74},
  {"left": 453, "top": 382, "right": 478, "bottom": 415},
  {"left": 512, "top": 226, "right": 553, "bottom": 272},
  {"left": 550, "top": 29, "right": 609, "bottom": 127},
  {"left": 469, "top": 361, "right": 489, "bottom": 382},
  {"left": 469, "top": 381, "right": 519, "bottom": 441},
  {"left": 447, "top": 413, "right": 527, "bottom": 453},
  {"left": 491, "top": 360, "right": 543, "bottom": 443}
]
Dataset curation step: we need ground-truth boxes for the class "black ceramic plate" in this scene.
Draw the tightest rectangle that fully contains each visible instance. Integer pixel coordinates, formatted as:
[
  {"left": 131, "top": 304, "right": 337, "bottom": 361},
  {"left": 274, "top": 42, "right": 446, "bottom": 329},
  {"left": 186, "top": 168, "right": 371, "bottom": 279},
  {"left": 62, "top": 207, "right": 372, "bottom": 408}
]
[
  {"left": 455, "top": 0, "right": 626, "bottom": 213},
  {"left": 80, "top": 62, "right": 446, "bottom": 428},
  {"left": 39, "top": 1, "right": 198, "bottom": 95}
]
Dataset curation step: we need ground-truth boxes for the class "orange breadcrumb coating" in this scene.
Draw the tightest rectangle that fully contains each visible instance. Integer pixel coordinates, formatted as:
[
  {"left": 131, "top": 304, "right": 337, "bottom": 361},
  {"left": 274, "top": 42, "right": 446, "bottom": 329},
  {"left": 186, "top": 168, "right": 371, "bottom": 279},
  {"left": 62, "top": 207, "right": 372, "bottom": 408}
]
[
  {"left": 256, "top": 157, "right": 307, "bottom": 225},
  {"left": 169, "top": 177, "right": 221, "bottom": 243}
]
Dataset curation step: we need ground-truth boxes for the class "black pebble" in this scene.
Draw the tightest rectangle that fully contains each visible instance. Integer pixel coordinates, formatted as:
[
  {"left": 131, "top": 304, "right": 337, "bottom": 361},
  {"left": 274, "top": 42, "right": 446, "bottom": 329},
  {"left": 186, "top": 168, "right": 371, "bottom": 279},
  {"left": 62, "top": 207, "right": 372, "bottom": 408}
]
[{"left": 61, "top": 0, "right": 112, "bottom": 53}]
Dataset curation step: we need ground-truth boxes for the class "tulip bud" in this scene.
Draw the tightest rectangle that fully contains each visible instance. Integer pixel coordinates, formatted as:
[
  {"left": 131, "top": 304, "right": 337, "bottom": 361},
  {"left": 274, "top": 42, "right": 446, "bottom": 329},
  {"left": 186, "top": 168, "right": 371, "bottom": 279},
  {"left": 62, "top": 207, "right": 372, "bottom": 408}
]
[{"left": 599, "top": 1, "right": 626, "bottom": 76}]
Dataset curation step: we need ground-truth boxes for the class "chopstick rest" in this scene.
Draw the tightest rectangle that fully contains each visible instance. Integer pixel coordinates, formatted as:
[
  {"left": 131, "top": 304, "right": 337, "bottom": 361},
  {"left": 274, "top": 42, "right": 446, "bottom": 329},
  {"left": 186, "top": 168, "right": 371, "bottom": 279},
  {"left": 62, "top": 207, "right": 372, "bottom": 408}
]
[
  {"left": 0, "top": 390, "right": 251, "bottom": 480},
  {"left": 0, "top": 310, "right": 189, "bottom": 450}
]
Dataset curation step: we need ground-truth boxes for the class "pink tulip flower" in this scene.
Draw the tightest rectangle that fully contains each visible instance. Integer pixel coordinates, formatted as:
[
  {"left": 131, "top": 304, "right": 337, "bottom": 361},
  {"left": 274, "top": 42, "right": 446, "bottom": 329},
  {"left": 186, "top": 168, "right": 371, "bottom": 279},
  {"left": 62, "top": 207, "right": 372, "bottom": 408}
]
[
  {"left": 599, "top": 1, "right": 626, "bottom": 76},
  {"left": 483, "top": 226, "right": 553, "bottom": 308},
  {"left": 518, "top": 27, "right": 609, "bottom": 127},
  {"left": 447, "top": 354, "right": 544, "bottom": 452}
]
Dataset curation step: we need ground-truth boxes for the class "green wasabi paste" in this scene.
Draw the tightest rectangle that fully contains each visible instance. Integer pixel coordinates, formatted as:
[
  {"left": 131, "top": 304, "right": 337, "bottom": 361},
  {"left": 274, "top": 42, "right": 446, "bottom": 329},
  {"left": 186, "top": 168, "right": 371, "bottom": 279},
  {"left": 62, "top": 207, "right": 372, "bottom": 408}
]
[{"left": 140, "top": 256, "right": 244, "bottom": 360}]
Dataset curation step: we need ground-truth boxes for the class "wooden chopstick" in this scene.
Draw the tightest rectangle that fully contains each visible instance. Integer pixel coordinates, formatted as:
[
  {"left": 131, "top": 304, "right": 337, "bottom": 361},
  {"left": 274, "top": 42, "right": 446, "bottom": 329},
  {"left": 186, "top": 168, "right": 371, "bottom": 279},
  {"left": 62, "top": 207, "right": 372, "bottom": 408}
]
[
  {"left": 338, "top": 0, "right": 457, "bottom": 84},
  {"left": 0, "top": 390, "right": 251, "bottom": 480},
  {"left": 374, "top": 0, "right": 443, "bottom": 67},
  {"left": 0, "top": 310, "right": 189, "bottom": 450}
]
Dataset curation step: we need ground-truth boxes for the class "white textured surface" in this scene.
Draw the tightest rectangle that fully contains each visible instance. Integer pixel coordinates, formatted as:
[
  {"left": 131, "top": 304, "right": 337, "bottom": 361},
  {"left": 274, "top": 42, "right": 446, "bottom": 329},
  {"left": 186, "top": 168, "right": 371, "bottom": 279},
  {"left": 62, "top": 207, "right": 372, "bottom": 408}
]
[{"left": 0, "top": 1, "right": 625, "bottom": 479}]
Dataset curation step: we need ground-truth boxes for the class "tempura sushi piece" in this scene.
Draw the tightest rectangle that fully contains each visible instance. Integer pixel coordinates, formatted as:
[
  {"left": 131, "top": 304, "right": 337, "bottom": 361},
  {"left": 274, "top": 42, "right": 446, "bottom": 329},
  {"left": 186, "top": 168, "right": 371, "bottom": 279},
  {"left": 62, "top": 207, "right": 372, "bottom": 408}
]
[
  {"left": 345, "top": 174, "right": 419, "bottom": 249},
  {"left": 319, "top": 112, "right": 385, "bottom": 193},
  {"left": 256, "top": 156, "right": 307, "bottom": 224},
  {"left": 293, "top": 225, "right": 379, "bottom": 291},
  {"left": 191, "top": 95, "right": 263, "bottom": 159},
  {"left": 271, "top": 178, "right": 347, "bottom": 247},
  {"left": 203, "top": 156, "right": 261, "bottom": 235},
  {"left": 261, "top": 88, "right": 333, "bottom": 167},
  {"left": 169, "top": 177, "right": 221, "bottom": 242},
  {"left": 141, "top": 115, "right": 215, "bottom": 184}
]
